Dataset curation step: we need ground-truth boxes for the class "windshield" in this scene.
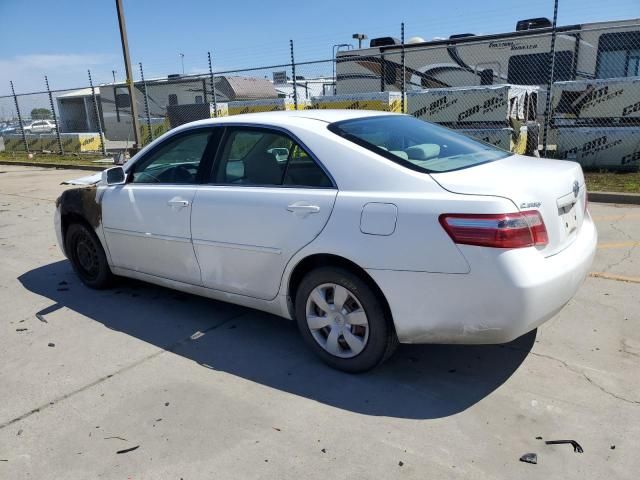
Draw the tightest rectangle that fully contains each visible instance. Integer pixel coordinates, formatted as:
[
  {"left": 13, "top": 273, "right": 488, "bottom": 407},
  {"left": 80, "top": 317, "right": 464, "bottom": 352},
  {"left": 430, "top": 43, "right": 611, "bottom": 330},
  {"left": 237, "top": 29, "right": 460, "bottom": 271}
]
[{"left": 328, "top": 115, "right": 510, "bottom": 173}]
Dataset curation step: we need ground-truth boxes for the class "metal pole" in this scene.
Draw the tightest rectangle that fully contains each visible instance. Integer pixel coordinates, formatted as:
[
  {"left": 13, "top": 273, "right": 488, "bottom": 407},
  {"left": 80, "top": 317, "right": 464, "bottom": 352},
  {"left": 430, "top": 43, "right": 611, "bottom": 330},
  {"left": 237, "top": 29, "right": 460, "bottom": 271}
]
[
  {"left": 112, "top": 70, "right": 117, "bottom": 83},
  {"left": 139, "top": 63, "right": 153, "bottom": 144},
  {"left": 10, "top": 81, "right": 28, "bottom": 153},
  {"left": 115, "top": 0, "right": 141, "bottom": 150},
  {"left": 208, "top": 51, "right": 218, "bottom": 118},
  {"left": 88, "top": 70, "right": 107, "bottom": 156},
  {"left": 45, "top": 76, "right": 64, "bottom": 155},
  {"left": 290, "top": 40, "right": 298, "bottom": 110},
  {"left": 401, "top": 22, "right": 406, "bottom": 113},
  {"left": 542, "top": 0, "right": 559, "bottom": 158}
]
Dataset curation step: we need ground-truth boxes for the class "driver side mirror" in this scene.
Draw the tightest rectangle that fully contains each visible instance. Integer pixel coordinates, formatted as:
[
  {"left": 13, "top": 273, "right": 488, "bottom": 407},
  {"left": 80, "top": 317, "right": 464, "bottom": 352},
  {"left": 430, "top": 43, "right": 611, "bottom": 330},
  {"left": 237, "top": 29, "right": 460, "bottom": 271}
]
[{"left": 102, "top": 166, "right": 126, "bottom": 186}]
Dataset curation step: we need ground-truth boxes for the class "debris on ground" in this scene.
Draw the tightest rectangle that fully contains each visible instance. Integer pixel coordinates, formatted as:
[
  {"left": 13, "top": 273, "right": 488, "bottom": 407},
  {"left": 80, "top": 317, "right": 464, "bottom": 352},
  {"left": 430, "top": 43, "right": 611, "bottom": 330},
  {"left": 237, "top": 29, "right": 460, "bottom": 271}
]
[
  {"left": 610, "top": 445, "right": 616, "bottom": 450},
  {"left": 272, "top": 427, "right": 281, "bottom": 432},
  {"left": 321, "top": 448, "right": 326, "bottom": 453},
  {"left": 164, "top": 402, "right": 170, "bottom": 407},
  {"left": 545, "top": 440, "right": 584, "bottom": 453},
  {"left": 16, "top": 328, "right": 27, "bottom": 332},
  {"left": 535, "top": 436, "right": 543, "bottom": 440},
  {"left": 519, "top": 453, "right": 538, "bottom": 464},
  {"left": 104, "top": 436, "right": 127, "bottom": 441},
  {"left": 47, "top": 342, "right": 55, "bottom": 347},
  {"left": 398, "top": 461, "right": 404, "bottom": 467},
  {"left": 116, "top": 445, "right": 139, "bottom": 454}
]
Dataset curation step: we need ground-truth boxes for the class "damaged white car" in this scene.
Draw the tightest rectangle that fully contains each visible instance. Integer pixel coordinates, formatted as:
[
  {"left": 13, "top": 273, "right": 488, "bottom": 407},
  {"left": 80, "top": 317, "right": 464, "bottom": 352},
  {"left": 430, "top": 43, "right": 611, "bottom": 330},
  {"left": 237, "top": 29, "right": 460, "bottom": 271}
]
[{"left": 55, "top": 110, "right": 597, "bottom": 371}]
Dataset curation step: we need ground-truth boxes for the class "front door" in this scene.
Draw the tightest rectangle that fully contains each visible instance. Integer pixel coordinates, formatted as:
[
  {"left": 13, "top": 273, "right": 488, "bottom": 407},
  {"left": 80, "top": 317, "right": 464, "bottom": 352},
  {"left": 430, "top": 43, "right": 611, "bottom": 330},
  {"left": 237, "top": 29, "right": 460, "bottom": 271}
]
[
  {"left": 191, "top": 127, "right": 337, "bottom": 300},
  {"left": 102, "top": 127, "right": 216, "bottom": 284}
]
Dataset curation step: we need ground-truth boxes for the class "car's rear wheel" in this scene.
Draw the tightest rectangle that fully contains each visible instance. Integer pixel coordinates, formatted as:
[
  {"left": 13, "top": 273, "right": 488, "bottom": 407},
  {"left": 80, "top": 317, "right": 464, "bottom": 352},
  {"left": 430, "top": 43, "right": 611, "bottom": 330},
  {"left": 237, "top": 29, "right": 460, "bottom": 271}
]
[
  {"left": 65, "top": 223, "right": 113, "bottom": 289},
  {"left": 295, "top": 267, "right": 397, "bottom": 372}
]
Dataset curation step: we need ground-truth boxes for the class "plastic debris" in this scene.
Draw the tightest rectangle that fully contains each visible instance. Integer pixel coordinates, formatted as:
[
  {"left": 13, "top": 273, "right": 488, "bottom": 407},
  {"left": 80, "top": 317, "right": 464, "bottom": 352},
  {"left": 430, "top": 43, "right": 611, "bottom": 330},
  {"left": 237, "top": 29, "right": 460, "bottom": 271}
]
[
  {"left": 519, "top": 453, "right": 538, "bottom": 464},
  {"left": 545, "top": 440, "right": 584, "bottom": 453},
  {"left": 116, "top": 445, "right": 139, "bottom": 454}
]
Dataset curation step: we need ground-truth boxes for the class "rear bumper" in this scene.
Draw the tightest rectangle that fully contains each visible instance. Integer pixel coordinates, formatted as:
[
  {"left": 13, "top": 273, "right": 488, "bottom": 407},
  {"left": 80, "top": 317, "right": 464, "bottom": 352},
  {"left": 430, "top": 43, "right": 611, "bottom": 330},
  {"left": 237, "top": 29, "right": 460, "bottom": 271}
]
[{"left": 367, "top": 215, "right": 597, "bottom": 344}]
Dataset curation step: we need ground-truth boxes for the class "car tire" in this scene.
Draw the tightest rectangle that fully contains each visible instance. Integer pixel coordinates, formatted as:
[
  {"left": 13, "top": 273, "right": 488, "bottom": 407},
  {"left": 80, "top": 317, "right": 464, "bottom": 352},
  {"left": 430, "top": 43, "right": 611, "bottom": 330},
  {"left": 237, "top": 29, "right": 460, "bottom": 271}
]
[
  {"left": 65, "top": 223, "right": 113, "bottom": 289},
  {"left": 295, "top": 267, "right": 398, "bottom": 372}
]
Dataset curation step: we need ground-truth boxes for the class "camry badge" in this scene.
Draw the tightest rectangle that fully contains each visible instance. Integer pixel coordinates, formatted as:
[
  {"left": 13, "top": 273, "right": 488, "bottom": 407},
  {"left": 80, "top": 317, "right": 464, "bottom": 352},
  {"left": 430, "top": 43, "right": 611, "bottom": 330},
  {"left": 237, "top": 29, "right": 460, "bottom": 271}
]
[
  {"left": 520, "top": 201, "right": 541, "bottom": 209},
  {"left": 573, "top": 180, "right": 580, "bottom": 198}
]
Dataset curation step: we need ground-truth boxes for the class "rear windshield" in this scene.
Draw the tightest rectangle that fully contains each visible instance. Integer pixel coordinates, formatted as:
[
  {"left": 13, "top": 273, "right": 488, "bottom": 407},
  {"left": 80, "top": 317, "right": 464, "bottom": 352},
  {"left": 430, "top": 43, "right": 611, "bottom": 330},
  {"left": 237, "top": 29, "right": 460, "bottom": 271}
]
[{"left": 328, "top": 115, "right": 510, "bottom": 173}]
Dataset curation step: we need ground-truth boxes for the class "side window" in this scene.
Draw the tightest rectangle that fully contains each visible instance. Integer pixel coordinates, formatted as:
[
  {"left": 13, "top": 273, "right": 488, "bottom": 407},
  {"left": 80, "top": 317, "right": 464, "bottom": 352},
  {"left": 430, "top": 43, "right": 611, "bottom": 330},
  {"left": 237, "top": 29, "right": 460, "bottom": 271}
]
[
  {"left": 508, "top": 51, "right": 573, "bottom": 84},
  {"left": 283, "top": 144, "right": 332, "bottom": 188},
  {"left": 131, "top": 130, "right": 212, "bottom": 184},
  {"left": 596, "top": 32, "right": 640, "bottom": 78},
  {"left": 213, "top": 128, "right": 332, "bottom": 188}
]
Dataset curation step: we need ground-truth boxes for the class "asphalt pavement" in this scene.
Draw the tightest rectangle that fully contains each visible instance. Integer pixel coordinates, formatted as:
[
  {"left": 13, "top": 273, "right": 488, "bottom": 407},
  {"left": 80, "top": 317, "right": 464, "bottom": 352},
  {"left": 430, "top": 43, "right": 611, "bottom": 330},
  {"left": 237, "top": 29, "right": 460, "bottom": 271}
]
[{"left": 0, "top": 165, "right": 638, "bottom": 479}]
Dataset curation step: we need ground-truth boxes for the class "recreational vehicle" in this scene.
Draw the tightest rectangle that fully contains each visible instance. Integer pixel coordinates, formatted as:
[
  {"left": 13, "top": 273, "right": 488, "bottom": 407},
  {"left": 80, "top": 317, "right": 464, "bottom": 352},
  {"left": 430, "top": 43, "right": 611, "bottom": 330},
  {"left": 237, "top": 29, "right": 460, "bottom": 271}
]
[{"left": 336, "top": 17, "right": 640, "bottom": 93}]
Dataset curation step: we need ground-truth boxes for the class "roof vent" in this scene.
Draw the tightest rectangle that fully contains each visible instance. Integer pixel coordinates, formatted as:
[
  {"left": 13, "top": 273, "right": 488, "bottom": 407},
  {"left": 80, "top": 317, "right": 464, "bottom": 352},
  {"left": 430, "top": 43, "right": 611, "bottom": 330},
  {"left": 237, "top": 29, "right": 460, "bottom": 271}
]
[
  {"left": 370, "top": 37, "right": 400, "bottom": 47},
  {"left": 516, "top": 17, "right": 552, "bottom": 31},
  {"left": 449, "top": 33, "right": 475, "bottom": 39},
  {"left": 407, "top": 36, "right": 426, "bottom": 44}
]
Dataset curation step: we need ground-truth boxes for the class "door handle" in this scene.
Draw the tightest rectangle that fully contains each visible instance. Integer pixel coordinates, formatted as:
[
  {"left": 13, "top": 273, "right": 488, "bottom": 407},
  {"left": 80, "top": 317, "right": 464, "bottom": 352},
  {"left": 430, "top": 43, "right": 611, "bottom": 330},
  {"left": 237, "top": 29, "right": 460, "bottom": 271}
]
[
  {"left": 287, "top": 202, "right": 320, "bottom": 214},
  {"left": 167, "top": 199, "right": 190, "bottom": 207}
]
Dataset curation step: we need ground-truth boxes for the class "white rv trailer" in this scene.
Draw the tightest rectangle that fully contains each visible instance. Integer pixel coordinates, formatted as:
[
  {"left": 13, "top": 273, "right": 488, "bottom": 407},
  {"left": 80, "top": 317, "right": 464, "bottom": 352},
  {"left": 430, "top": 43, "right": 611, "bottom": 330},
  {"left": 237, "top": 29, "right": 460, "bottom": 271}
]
[{"left": 336, "top": 17, "right": 640, "bottom": 94}]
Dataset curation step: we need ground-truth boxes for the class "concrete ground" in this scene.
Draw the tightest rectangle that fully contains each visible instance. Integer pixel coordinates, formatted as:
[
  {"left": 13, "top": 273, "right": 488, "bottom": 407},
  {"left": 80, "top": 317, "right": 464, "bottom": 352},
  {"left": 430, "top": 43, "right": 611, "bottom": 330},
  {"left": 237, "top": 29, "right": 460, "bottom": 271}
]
[{"left": 0, "top": 164, "right": 638, "bottom": 479}]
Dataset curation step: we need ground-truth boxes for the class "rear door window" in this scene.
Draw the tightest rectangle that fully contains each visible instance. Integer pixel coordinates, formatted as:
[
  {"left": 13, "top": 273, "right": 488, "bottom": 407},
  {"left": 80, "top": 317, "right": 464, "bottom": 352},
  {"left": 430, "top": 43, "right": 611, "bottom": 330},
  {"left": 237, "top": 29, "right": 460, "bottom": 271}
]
[{"left": 211, "top": 128, "right": 333, "bottom": 188}]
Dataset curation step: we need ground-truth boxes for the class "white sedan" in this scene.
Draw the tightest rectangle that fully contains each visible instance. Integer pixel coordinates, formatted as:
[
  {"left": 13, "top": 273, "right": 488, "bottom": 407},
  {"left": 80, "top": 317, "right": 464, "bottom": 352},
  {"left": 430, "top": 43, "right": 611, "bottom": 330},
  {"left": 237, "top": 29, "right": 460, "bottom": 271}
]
[
  {"left": 24, "top": 119, "right": 56, "bottom": 134},
  {"left": 54, "top": 110, "right": 597, "bottom": 372}
]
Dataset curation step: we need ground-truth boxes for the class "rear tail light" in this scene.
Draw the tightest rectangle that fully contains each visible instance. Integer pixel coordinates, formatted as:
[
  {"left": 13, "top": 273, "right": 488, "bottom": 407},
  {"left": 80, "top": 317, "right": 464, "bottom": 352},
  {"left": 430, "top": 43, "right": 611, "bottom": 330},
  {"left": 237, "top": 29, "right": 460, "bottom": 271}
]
[{"left": 439, "top": 210, "right": 548, "bottom": 248}]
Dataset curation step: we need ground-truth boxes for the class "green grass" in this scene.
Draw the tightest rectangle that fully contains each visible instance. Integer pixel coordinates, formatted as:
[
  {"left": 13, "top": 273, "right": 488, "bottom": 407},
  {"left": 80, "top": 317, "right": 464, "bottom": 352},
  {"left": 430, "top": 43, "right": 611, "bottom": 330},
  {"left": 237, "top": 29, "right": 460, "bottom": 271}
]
[
  {"left": 0, "top": 151, "right": 107, "bottom": 167},
  {"left": 585, "top": 171, "right": 640, "bottom": 193}
]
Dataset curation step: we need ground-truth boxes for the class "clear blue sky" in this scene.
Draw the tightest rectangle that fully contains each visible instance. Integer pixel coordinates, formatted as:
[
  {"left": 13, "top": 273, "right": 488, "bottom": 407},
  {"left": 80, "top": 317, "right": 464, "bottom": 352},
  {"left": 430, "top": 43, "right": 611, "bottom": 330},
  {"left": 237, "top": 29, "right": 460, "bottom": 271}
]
[{"left": 0, "top": 0, "right": 639, "bottom": 95}]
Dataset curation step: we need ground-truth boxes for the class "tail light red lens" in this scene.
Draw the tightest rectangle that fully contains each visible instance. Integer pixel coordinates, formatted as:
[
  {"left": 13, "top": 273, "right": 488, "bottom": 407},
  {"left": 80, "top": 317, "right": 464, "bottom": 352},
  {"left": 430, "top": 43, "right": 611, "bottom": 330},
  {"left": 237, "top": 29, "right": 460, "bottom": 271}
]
[{"left": 439, "top": 210, "right": 548, "bottom": 248}]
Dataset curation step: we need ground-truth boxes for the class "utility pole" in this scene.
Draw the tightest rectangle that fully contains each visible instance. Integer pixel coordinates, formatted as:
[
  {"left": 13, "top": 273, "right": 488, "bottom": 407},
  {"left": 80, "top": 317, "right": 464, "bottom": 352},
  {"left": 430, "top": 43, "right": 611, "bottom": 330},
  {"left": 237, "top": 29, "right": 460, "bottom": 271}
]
[
  {"left": 542, "top": 0, "right": 559, "bottom": 158},
  {"left": 179, "top": 53, "right": 185, "bottom": 75},
  {"left": 115, "top": 0, "right": 141, "bottom": 150},
  {"left": 112, "top": 70, "right": 117, "bottom": 83}
]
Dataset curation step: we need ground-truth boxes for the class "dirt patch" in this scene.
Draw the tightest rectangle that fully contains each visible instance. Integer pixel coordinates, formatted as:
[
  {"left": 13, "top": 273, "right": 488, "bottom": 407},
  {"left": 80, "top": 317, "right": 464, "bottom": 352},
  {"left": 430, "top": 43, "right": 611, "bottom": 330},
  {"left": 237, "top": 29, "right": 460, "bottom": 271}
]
[{"left": 56, "top": 186, "right": 102, "bottom": 229}]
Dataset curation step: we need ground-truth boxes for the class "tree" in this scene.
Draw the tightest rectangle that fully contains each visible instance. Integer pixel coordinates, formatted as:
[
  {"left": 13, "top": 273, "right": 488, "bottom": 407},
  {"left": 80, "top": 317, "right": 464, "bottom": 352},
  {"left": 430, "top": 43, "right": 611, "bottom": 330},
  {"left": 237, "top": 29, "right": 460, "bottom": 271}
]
[{"left": 31, "top": 108, "right": 52, "bottom": 120}]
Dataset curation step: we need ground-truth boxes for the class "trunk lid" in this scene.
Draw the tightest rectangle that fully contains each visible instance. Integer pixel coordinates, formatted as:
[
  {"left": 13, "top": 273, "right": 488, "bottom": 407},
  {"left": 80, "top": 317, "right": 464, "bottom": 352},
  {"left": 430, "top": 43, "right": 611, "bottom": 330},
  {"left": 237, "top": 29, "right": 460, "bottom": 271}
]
[{"left": 431, "top": 155, "right": 587, "bottom": 257}]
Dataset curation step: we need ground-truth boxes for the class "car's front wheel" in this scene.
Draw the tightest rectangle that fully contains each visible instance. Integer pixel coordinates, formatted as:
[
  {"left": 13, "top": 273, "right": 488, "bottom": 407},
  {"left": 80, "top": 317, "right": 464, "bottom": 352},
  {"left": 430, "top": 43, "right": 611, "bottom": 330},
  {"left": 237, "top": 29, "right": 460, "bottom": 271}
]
[
  {"left": 65, "top": 222, "right": 113, "bottom": 289},
  {"left": 295, "top": 267, "right": 398, "bottom": 372}
]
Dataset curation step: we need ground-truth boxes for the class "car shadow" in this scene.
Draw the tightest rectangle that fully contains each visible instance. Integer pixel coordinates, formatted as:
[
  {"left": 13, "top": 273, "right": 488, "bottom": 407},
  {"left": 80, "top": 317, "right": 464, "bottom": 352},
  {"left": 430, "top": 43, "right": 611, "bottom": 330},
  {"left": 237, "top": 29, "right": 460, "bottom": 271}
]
[{"left": 19, "top": 260, "right": 535, "bottom": 420}]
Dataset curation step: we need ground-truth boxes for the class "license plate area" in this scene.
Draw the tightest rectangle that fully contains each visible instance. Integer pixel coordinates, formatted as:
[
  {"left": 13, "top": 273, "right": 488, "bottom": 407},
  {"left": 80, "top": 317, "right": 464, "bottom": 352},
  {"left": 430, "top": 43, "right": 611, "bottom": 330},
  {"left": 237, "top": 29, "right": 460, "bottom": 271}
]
[{"left": 559, "top": 202, "right": 578, "bottom": 234}]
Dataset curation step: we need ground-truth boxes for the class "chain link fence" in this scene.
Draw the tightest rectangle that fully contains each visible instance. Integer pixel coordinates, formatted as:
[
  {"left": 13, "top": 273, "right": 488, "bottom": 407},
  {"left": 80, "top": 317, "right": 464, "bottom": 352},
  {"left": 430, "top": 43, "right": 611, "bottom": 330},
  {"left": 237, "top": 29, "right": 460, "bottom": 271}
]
[{"left": 1, "top": 14, "right": 639, "bottom": 170}]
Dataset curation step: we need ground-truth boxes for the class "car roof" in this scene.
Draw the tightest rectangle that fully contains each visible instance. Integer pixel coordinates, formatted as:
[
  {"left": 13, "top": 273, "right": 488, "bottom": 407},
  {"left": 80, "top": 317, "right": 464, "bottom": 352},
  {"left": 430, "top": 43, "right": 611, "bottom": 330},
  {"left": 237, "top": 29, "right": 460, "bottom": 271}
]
[{"left": 189, "top": 109, "right": 398, "bottom": 128}]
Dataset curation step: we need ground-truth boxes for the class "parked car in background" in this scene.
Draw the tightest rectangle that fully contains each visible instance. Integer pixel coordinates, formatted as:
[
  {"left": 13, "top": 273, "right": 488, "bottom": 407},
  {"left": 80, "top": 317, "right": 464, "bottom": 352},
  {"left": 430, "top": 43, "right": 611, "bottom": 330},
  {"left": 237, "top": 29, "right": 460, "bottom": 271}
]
[
  {"left": 23, "top": 120, "right": 56, "bottom": 134},
  {"left": 55, "top": 110, "right": 597, "bottom": 372}
]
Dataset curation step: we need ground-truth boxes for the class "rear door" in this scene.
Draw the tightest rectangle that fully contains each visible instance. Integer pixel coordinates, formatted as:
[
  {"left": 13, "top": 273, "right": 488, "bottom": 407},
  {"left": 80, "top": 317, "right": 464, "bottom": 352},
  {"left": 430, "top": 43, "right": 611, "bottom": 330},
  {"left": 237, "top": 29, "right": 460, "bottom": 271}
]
[
  {"left": 191, "top": 126, "right": 337, "bottom": 300},
  {"left": 102, "top": 127, "right": 217, "bottom": 284}
]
